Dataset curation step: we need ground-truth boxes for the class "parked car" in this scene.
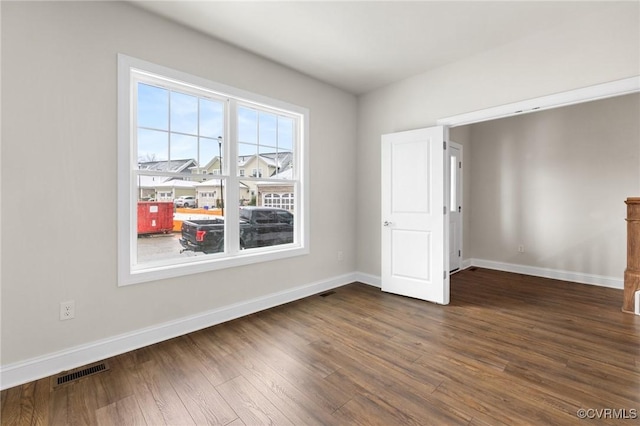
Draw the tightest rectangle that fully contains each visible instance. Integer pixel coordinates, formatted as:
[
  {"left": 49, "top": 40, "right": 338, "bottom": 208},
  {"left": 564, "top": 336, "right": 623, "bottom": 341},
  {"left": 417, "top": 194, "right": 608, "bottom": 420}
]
[
  {"left": 174, "top": 195, "right": 196, "bottom": 208},
  {"left": 179, "top": 207, "right": 294, "bottom": 254}
]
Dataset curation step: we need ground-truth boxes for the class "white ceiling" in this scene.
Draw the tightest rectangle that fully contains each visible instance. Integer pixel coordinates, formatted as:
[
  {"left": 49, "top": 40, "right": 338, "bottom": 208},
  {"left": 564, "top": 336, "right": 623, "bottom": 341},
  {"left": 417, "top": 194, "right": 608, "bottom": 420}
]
[{"left": 133, "top": 1, "right": 614, "bottom": 95}]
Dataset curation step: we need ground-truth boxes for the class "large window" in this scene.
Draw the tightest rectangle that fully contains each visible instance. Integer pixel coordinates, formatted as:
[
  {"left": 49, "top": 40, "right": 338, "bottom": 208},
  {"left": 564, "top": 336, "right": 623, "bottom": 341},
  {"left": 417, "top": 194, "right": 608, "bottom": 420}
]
[{"left": 118, "top": 55, "right": 308, "bottom": 285}]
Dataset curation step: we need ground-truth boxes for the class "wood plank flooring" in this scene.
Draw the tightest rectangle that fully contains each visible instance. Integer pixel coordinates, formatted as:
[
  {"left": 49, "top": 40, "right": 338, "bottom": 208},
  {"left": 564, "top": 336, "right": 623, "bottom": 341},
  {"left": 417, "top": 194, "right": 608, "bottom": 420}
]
[{"left": 2, "top": 268, "right": 639, "bottom": 425}]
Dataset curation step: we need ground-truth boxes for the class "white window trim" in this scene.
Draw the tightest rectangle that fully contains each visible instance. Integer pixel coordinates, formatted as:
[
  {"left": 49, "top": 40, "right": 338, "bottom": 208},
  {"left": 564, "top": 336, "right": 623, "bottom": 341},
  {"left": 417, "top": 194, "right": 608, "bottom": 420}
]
[{"left": 117, "top": 54, "right": 309, "bottom": 286}]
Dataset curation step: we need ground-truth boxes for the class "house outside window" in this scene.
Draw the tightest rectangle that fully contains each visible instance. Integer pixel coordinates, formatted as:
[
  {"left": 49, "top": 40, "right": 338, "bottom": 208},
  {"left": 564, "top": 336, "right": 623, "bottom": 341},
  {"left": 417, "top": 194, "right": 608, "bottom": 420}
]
[{"left": 118, "top": 54, "right": 308, "bottom": 285}]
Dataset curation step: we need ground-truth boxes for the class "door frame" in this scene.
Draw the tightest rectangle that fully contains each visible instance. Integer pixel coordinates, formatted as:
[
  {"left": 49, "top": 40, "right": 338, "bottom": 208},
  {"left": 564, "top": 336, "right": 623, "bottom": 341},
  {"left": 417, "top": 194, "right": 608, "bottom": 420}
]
[
  {"left": 437, "top": 76, "right": 639, "bottom": 128},
  {"left": 448, "top": 141, "right": 463, "bottom": 274},
  {"left": 434, "top": 76, "right": 639, "bottom": 280}
]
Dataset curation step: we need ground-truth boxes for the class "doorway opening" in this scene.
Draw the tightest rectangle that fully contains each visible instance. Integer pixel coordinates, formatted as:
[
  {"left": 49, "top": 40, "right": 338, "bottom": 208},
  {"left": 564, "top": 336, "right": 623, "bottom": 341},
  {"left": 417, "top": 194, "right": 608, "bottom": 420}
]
[{"left": 438, "top": 77, "right": 640, "bottom": 288}]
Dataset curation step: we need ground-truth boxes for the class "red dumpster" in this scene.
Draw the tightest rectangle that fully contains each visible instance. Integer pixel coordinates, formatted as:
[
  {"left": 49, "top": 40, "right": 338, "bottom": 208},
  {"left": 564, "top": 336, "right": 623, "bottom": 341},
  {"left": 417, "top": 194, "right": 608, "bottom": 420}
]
[{"left": 137, "top": 202, "right": 174, "bottom": 235}]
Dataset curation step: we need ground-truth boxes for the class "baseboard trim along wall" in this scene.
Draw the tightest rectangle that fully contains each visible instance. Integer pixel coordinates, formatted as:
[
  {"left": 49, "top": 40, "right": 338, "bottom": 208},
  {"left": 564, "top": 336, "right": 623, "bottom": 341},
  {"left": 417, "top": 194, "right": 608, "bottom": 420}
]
[
  {"left": 355, "top": 259, "right": 622, "bottom": 291},
  {"left": 468, "top": 258, "right": 624, "bottom": 289},
  {"left": 0, "top": 262, "right": 623, "bottom": 390},
  {"left": 0, "top": 272, "right": 358, "bottom": 391},
  {"left": 354, "top": 271, "right": 382, "bottom": 288}
]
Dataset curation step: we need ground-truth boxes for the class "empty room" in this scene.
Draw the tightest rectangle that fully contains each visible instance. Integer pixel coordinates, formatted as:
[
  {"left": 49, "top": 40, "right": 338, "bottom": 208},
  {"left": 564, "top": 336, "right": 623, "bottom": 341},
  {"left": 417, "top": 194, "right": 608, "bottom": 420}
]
[{"left": 2, "top": 1, "right": 639, "bottom": 425}]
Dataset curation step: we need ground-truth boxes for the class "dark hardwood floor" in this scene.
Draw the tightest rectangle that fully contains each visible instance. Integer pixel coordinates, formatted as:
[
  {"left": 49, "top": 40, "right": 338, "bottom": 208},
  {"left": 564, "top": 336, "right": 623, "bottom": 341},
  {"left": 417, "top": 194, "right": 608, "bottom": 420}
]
[{"left": 2, "top": 268, "right": 639, "bottom": 425}]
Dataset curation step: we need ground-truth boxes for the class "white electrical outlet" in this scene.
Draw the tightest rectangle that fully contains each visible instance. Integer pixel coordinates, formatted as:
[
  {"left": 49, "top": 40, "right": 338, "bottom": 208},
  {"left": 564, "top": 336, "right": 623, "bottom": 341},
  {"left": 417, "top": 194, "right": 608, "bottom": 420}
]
[
  {"left": 337, "top": 251, "right": 344, "bottom": 261},
  {"left": 60, "top": 300, "right": 75, "bottom": 320},
  {"left": 518, "top": 245, "right": 525, "bottom": 253}
]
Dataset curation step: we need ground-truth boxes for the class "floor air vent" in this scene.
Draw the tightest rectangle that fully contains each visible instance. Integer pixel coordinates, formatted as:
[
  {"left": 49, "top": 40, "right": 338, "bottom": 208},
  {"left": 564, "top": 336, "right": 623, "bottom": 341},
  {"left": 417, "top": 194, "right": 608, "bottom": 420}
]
[
  {"left": 319, "top": 291, "right": 336, "bottom": 297},
  {"left": 53, "top": 362, "right": 109, "bottom": 387}
]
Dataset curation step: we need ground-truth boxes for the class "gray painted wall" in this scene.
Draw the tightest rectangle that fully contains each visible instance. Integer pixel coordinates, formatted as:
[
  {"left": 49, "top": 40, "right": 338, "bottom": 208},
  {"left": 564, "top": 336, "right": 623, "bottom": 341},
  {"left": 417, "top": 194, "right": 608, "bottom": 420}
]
[
  {"left": 2, "top": 0, "right": 639, "bottom": 373},
  {"left": 1, "top": 2, "right": 357, "bottom": 365}
]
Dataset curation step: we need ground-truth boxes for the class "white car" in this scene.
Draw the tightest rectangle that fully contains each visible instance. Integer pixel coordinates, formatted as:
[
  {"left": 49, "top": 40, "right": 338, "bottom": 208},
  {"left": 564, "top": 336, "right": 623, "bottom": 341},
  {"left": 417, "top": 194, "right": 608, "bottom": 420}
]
[{"left": 174, "top": 195, "right": 196, "bottom": 208}]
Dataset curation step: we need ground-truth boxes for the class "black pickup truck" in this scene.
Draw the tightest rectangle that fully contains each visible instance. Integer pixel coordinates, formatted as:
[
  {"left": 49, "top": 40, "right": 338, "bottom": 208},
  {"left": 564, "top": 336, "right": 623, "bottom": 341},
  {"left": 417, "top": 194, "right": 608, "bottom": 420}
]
[{"left": 179, "top": 207, "right": 294, "bottom": 254}]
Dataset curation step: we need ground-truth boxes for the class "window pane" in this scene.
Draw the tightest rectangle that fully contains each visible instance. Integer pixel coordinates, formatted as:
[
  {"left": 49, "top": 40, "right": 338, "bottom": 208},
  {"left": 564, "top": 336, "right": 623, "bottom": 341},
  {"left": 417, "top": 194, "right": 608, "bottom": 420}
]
[
  {"left": 200, "top": 136, "right": 221, "bottom": 171},
  {"left": 259, "top": 145, "right": 276, "bottom": 157},
  {"left": 170, "top": 91, "right": 198, "bottom": 134},
  {"left": 136, "top": 173, "right": 227, "bottom": 260},
  {"left": 135, "top": 175, "right": 194, "bottom": 263},
  {"left": 277, "top": 116, "right": 294, "bottom": 151},
  {"left": 200, "top": 98, "right": 224, "bottom": 139},
  {"left": 238, "top": 143, "right": 258, "bottom": 177},
  {"left": 138, "top": 128, "right": 168, "bottom": 162},
  {"left": 170, "top": 133, "right": 198, "bottom": 162},
  {"left": 238, "top": 106, "right": 258, "bottom": 143},
  {"left": 136, "top": 199, "right": 181, "bottom": 264},
  {"left": 136, "top": 173, "right": 196, "bottom": 201},
  {"left": 259, "top": 111, "right": 277, "bottom": 148},
  {"left": 238, "top": 143, "right": 257, "bottom": 157},
  {"left": 197, "top": 176, "right": 226, "bottom": 211},
  {"left": 138, "top": 83, "right": 168, "bottom": 130},
  {"left": 135, "top": 177, "right": 227, "bottom": 264},
  {"left": 201, "top": 148, "right": 224, "bottom": 178},
  {"left": 239, "top": 179, "right": 253, "bottom": 207},
  {"left": 238, "top": 180, "right": 294, "bottom": 250},
  {"left": 272, "top": 150, "right": 294, "bottom": 180}
]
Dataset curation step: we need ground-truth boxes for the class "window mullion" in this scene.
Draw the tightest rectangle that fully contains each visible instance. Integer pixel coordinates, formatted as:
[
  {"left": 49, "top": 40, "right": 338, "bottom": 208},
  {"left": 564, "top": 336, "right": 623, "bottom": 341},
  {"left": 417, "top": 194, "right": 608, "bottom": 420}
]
[
  {"left": 226, "top": 99, "right": 240, "bottom": 253},
  {"left": 130, "top": 78, "right": 140, "bottom": 267},
  {"left": 167, "top": 90, "right": 172, "bottom": 163},
  {"left": 197, "top": 99, "right": 201, "bottom": 168},
  {"left": 256, "top": 111, "right": 261, "bottom": 157}
]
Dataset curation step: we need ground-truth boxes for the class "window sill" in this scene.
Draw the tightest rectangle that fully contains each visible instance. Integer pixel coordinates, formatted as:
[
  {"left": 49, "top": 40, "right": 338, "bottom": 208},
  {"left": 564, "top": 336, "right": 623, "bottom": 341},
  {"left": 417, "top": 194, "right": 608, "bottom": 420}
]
[{"left": 119, "top": 244, "right": 309, "bottom": 286}]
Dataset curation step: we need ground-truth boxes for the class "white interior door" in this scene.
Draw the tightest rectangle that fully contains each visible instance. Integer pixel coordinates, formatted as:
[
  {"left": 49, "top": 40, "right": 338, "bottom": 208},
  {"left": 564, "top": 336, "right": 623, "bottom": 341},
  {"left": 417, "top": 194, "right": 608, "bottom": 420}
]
[
  {"left": 449, "top": 142, "right": 462, "bottom": 273},
  {"left": 381, "top": 126, "right": 449, "bottom": 304}
]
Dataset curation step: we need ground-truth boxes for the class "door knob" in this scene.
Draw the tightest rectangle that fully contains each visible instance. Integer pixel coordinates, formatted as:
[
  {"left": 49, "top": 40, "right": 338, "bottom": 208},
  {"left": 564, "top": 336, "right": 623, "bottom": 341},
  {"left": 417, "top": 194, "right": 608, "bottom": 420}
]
[{"left": 383, "top": 221, "right": 392, "bottom": 226}]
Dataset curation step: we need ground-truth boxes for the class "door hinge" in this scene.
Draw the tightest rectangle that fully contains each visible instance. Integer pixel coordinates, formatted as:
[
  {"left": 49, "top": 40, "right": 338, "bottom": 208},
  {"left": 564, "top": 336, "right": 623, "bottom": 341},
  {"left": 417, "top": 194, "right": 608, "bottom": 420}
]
[
  {"left": 459, "top": 161, "right": 462, "bottom": 169},
  {"left": 444, "top": 270, "right": 447, "bottom": 279},
  {"left": 458, "top": 206, "right": 462, "bottom": 213},
  {"left": 443, "top": 206, "right": 447, "bottom": 215},
  {"left": 443, "top": 141, "right": 447, "bottom": 150},
  {"left": 458, "top": 250, "right": 461, "bottom": 257}
]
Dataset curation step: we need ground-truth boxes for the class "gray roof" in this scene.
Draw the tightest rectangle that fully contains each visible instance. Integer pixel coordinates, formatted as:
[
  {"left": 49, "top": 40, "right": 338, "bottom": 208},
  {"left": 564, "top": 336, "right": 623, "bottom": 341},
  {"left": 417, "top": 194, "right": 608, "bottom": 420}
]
[
  {"left": 138, "top": 159, "right": 196, "bottom": 173},
  {"left": 137, "top": 159, "right": 198, "bottom": 188}
]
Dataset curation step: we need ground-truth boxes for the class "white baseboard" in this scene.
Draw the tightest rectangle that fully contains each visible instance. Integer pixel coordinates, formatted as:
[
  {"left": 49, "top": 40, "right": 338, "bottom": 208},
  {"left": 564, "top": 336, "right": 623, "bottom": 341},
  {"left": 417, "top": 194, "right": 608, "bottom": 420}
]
[
  {"left": 352, "top": 258, "right": 621, "bottom": 292},
  {"left": 354, "top": 271, "right": 381, "bottom": 287},
  {"left": 0, "top": 262, "right": 623, "bottom": 390},
  {"left": 635, "top": 291, "right": 640, "bottom": 316},
  {"left": 0, "top": 272, "right": 358, "bottom": 391},
  {"left": 461, "top": 258, "right": 473, "bottom": 270},
  {"left": 468, "top": 258, "right": 623, "bottom": 289}
]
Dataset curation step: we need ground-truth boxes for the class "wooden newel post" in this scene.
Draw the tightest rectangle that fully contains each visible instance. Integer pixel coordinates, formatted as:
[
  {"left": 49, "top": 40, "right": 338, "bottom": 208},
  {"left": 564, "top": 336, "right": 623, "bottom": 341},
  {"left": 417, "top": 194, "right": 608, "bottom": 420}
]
[{"left": 623, "top": 197, "right": 640, "bottom": 313}]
